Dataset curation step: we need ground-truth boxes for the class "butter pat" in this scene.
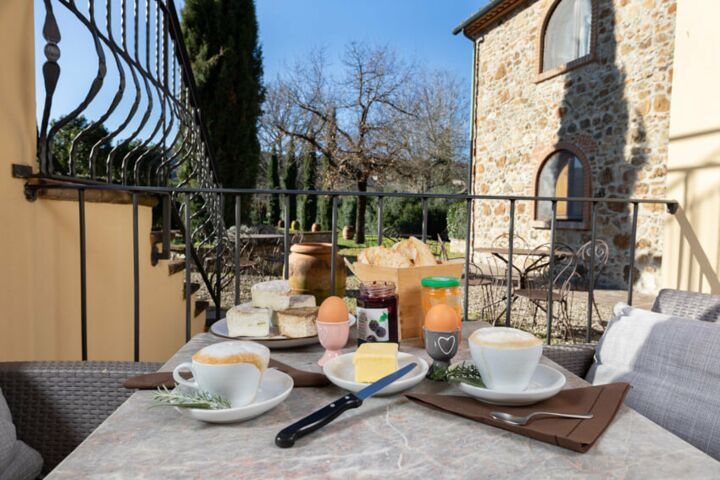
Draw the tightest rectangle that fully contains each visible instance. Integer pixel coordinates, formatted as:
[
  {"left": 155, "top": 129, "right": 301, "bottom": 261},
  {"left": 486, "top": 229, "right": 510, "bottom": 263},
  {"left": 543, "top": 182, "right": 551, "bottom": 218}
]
[
  {"left": 226, "top": 303, "right": 271, "bottom": 337},
  {"left": 251, "top": 280, "right": 291, "bottom": 309},
  {"left": 353, "top": 343, "right": 399, "bottom": 383}
]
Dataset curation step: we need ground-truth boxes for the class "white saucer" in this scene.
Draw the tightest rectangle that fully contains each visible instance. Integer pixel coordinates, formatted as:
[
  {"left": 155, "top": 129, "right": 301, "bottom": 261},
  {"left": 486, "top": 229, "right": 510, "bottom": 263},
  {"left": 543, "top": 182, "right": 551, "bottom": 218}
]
[
  {"left": 323, "top": 352, "right": 428, "bottom": 396},
  {"left": 459, "top": 364, "right": 566, "bottom": 406},
  {"left": 210, "top": 315, "right": 356, "bottom": 349},
  {"left": 173, "top": 369, "right": 293, "bottom": 423}
]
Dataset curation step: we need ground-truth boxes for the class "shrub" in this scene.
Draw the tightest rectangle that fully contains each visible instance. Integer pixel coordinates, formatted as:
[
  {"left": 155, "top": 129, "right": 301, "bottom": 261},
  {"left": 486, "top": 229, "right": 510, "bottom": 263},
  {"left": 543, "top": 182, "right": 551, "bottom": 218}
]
[
  {"left": 446, "top": 201, "right": 467, "bottom": 239},
  {"left": 379, "top": 197, "right": 448, "bottom": 239}
]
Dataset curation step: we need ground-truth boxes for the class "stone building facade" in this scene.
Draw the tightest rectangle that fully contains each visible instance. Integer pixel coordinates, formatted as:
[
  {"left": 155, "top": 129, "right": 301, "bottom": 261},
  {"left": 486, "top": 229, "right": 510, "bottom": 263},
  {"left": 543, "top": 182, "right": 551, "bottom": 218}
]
[{"left": 456, "top": 0, "right": 677, "bottom": 291}]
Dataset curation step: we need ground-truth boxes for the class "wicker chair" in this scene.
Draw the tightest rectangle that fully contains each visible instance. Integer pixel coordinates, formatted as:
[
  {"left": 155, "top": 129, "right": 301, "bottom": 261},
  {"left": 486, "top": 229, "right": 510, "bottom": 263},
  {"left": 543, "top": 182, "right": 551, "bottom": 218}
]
[
  {"left": 0, "top": 361, "right": 161, "bottom": 474},
  {"left": 543, "top": 288, "right": 720, "bottom": 378}
]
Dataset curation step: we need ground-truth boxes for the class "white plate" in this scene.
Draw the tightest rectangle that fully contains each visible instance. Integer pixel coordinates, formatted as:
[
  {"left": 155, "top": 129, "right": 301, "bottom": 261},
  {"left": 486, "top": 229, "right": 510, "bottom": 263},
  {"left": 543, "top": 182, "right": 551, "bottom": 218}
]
[
  {"left": 174, "top": 369, "right": 293, "bottom": 423},
  {"left": 459, "top": 364, "right": 566, "bottom": 406},
  {"left": 210, "top": 315, "right": 356, "bottom": 349},
  {"left": 323, "top": 352, "right": 428, "bottom": 396}
]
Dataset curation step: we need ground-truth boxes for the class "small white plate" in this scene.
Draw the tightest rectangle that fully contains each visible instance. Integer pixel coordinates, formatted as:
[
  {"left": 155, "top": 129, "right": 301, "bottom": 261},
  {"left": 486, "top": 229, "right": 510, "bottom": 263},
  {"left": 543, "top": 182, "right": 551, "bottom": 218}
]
[
  {"left": 323, "top": 352, "right": 428, "bottom": 396},
  {"left": 210, "top": 315, "right": 356, "bottom": 349},
  {"left": 459, "top": 364, "right": 566, "bottom": 406},
  {"left": 174, "top": 369, "right": 293, "bottom": 423}
]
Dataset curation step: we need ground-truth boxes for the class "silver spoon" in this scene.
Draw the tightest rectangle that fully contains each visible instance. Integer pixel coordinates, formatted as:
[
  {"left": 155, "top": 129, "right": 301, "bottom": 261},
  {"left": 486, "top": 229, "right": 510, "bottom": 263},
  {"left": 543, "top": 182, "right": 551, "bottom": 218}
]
[{"left": 490, "top": 411, "right": 593, "bottom": 426}]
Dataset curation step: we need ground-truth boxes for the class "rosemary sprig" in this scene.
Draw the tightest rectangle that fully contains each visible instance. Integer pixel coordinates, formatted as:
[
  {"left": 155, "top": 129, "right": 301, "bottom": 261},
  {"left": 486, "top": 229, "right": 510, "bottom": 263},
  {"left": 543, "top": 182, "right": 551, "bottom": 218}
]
[
  {"left": 152, "top": 386, "right": 231, "bottom": 410},
  {"left": 429, "top": 362, "right": 487, "bottom": 388}
]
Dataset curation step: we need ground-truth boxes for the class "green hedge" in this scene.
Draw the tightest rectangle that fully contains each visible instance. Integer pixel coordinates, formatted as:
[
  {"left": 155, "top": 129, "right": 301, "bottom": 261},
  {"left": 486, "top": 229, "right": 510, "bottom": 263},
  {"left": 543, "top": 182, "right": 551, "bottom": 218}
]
[{"left": 446, "top": 201, "right": 467, "bottom": 239}]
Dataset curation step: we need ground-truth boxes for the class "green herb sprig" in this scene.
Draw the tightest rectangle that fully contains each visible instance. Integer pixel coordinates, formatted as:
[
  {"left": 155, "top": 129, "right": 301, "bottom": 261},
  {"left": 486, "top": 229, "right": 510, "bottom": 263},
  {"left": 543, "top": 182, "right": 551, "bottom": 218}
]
[
  {"left": 428, "top": 362, "right": 486, "bottom": 388},
  {"left": 152, "top": 386, "right": 231, "bottom": 410}
]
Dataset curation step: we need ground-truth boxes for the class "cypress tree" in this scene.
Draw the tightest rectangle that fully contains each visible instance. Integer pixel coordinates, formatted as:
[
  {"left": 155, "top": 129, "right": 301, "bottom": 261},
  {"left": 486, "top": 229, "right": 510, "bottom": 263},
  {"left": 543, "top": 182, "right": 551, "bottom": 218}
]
[
  {"left": 283, "top": 142, "right": 298, "bottom": 223},
  {"left": 298, "top": 151, "right": 318, "bottom": 230},
  {"left": 181, "top": 0, "right": 264, "bottom": 222},
  {"left": 267, "top": 152, "right": 281, "bottom": 225}
]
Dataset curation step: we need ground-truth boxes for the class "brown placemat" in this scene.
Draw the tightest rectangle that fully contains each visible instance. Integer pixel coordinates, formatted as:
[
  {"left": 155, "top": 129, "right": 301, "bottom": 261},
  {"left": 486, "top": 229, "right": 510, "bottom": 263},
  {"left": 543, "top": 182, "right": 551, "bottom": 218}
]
[
  {"left": 123, "top": 358, "right": 329, "bottom": 389},
  {"left": 406, "top": 383, "right": 630, "bottom": 453}
]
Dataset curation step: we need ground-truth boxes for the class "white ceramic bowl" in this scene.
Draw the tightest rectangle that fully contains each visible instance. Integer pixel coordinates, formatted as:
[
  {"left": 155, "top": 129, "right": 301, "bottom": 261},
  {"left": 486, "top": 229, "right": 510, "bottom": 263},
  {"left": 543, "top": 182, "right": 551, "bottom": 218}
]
[{"left": 323, "top": 352, "right": 428, "bottom": 396}]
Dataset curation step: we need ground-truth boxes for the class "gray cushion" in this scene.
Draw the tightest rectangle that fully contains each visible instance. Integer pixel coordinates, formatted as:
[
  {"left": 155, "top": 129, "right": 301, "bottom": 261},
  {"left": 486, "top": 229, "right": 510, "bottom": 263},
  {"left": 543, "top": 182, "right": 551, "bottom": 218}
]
[
  {"left": 0, "top": 388, "right": 42, "bottom": 480},
  {"left": 587, "top": 306, "right": 720, "bottom": 460}
]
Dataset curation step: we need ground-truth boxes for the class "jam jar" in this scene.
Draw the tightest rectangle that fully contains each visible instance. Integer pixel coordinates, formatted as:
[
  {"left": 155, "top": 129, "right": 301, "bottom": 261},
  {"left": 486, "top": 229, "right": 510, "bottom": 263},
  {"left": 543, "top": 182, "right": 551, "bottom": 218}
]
[{"left": 357, "top": 281, "right": 399, "bottom": 344}]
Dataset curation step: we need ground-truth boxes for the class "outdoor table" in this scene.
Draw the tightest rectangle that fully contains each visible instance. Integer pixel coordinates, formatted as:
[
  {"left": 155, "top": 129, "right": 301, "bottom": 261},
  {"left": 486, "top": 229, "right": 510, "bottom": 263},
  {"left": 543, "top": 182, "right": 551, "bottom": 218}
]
[{"left": 47, "top": 322, "right": 720, "bottom": 479}]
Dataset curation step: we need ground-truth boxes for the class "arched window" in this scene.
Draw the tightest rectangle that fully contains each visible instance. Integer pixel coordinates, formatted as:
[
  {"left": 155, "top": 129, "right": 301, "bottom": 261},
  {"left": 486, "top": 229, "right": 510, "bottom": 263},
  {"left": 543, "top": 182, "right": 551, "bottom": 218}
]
[
  {"left": 541, "top": 0, "right": 593, "bottom": 72},
  {"left": 536, "top": 149, "right": 589, "bottom": 222}
]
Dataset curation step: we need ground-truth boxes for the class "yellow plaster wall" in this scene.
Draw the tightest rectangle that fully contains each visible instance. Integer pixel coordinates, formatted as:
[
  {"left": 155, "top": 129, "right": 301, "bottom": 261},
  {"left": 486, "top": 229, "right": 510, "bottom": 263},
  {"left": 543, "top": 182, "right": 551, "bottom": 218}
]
[
  {"left": 662, "top": 0, "right": 720, "bottom": 294},
  {"left": 0, "top": 0, "right": 204, "bottom": 362}
]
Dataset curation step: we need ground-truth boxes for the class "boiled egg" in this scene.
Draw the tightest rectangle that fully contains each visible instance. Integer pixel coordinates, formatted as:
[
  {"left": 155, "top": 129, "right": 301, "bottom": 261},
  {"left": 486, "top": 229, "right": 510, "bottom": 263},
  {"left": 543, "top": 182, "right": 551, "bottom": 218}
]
[
  {"left": 317, "top": 296, "right": 349, "bottom": 323},
  {"left": 424, "top": 304, "right": 461, "bottom": 332}
]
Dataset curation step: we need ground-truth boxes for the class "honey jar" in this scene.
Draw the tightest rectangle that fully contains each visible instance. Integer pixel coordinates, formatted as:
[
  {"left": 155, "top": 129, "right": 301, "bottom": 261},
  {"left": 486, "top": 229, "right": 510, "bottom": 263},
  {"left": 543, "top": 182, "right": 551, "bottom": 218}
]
[{"left": 421, "top": 276, "right": 462, "bottom": 329}]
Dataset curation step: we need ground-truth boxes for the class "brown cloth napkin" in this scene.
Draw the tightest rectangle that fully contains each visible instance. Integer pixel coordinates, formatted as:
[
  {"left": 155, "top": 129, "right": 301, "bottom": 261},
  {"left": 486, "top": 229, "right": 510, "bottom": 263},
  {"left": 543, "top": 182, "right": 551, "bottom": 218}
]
[
  {"left": 406, "top": 383, "right": 630, "bottom": 453},
  {"left": 123, "top": 358, "right": 330, "bottom": 389}
]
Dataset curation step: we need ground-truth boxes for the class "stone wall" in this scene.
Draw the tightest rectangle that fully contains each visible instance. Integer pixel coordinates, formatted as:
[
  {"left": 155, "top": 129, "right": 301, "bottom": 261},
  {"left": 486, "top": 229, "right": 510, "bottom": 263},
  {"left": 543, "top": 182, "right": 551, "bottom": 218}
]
[{"left": 470, "top": 0, "right": 676, "bottom": 292}]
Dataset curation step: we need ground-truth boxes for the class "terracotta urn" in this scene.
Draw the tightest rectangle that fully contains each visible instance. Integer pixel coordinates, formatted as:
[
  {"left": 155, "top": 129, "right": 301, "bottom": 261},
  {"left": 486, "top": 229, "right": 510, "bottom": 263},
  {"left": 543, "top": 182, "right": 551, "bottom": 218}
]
[
  {"left": 342, "top": 225, "right": 355, "bottom": 240},
  {"left": 277, "top": 219, "right": 285, "bottom": 228},
  {"left": 288, "top": 243, "right": 346, "bottom": 304},
  {"left": 311, "top": 223, "right": 321, "bottom": 232}
]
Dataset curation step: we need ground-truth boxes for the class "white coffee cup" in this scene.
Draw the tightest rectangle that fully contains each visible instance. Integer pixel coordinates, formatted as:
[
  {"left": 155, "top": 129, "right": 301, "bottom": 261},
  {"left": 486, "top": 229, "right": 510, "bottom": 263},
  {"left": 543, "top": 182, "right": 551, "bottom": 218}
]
[
  {"left": 468, "top": 327, "right": 542, "bottom": 392},
  {"left": 172, "top": 341, "right": 270, "bottom": 408}
]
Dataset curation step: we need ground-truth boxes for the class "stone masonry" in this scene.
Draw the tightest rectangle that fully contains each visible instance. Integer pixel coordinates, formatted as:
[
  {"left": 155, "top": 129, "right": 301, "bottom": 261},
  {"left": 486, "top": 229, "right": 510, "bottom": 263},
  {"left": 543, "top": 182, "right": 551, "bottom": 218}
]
[{"left": 468, "top": 0, "right": 677, "bottom": 292}]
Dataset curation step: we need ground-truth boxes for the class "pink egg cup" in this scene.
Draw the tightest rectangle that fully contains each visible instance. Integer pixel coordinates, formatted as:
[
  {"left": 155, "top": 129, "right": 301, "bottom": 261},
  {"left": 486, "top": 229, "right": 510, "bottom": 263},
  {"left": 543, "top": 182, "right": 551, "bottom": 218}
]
[{"left": 316, "top": 320, "right": 350, "bottom": 366}]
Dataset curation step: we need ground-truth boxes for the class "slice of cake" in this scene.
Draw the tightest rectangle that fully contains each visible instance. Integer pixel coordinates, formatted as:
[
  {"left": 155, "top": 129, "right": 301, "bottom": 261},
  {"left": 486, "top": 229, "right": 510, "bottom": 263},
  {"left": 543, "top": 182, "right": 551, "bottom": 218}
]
[
  {"left": 226, "top": 303, "right": 271, "bottom": 337},
  {"left": 276, "top": 307, "right": 319, "bottom": 338},
  {"left": 353, "top": 343, "right": 399, "bottom": 383},
  {"left": 251, "top": 280, "right": 291, "bottom": 310}
]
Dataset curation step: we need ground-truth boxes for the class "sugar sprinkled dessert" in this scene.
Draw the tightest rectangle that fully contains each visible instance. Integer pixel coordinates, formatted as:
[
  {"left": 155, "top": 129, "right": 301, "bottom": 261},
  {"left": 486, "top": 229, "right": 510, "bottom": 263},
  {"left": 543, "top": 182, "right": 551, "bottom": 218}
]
[
  {"left": 192, "top": 340, "right": 270, "bottom": 371},
  {"left": 353, "top": 342, "right": 399, "bottom": 383}
]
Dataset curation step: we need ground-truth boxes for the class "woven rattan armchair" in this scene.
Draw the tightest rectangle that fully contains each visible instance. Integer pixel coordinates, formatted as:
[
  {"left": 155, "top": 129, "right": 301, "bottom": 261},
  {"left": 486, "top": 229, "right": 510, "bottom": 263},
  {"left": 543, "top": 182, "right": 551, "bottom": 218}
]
[
  {"left": 0, "top": 361, "right": 161, "bottom": 474},
  {"left": 543, "top": 288, "right": 720, "bottom": 378}
]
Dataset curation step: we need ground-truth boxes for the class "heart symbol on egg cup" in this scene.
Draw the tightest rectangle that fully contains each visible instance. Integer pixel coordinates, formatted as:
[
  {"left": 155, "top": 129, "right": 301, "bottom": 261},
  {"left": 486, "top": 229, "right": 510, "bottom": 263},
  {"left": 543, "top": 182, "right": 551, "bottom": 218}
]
[
  {"left": 423, "top": 328, "right": 460, "bottom": 379},
  {"left": 316, "top": 320, "right": 350, "bottom": 366}
]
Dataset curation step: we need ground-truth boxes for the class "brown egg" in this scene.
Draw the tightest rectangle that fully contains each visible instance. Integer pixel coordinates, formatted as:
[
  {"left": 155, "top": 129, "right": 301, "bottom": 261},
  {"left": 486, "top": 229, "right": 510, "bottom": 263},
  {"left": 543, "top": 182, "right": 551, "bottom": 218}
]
[
  {"left": 317, "top": 296, "right": 349, "bottom": 323},
  {"left": 424, "top": 304, "right": 461, "bottom": 332}
]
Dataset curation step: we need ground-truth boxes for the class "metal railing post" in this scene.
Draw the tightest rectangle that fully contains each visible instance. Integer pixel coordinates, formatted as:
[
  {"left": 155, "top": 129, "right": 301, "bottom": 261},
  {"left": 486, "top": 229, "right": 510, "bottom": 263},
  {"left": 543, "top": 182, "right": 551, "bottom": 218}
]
[
  {"left": 78, "top": 189, "right": 88, "bottom": 361},
  {"left": 162, "top": 194, "right": 171, "bottom": 259},
  {"left": 283, "top": 195, "right": 290, "bottom": 280},
  {"left": 377, "top": 196, "right": 384, "bottom": 246},
  {"left": 421, "top": 197, "right": 428, "bottom": 243},
  {"left": 132, "top": 193, "right": 140, "bottom": 361},
  {"left": 184, "top": 194, "right": 192, "bottom": 342},
  {"left": 463, "top": 198, "right": 472, "bottom": 322},
  {"left": 506, "top": 199, "right": 515, "bottom": 327},
  {"left": 627, "top": 202, "right": 639, "bottom": 305},
  {"left": 587, "top": 201, "right": 598, "bottom": 342},
  {"left": 546, "top": 200, "right": 557, "bottom": 345},
  {"left": 330, "top": 196, "right": 338, "bottom": 296},
  {"left": 215, "top": 194, "right": 223, "bottom": 320},
  {"left": 234, "top": 195, "right": 241, "bottom": 305}
]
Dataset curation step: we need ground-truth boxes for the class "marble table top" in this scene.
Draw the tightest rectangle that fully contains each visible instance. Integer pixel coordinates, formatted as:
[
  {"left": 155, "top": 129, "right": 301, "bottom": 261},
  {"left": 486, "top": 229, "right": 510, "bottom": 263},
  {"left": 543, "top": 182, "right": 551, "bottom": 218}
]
[{"left": 48, "top": 322, "right": 720, "bottom": 479}]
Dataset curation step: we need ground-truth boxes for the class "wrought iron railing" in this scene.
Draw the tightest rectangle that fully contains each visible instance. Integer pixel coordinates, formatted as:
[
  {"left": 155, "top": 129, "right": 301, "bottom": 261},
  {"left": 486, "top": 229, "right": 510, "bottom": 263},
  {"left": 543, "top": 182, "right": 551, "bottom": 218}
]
[
  {"left": 24, "top": 182, "right": 678, "bottom": 360},
  {"left": 35, "top": 0, "right": 226, "bottom": 309}
]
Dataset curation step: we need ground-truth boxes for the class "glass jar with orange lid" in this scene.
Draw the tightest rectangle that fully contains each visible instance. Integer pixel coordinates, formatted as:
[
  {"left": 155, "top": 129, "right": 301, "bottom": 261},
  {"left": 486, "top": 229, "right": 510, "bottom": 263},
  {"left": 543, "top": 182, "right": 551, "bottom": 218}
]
[{"left": 421, "top": 276, "right": 462, "bottom": 330}]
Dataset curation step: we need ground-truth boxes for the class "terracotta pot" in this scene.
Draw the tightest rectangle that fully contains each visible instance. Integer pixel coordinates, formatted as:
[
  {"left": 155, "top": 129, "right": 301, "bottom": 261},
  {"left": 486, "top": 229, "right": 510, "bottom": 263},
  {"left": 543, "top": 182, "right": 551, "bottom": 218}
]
[
  {"left": 277, "top": 219, "right": 285, "bottom": 228},
  {"left": 342, "top": 225, "right": 355, "bottom": 240},
  {"left": 311, "top": 223, "right": 321, "bottom": 232},
  {"left": 288, "top": 243, "right": 346, "bottom": 304}
]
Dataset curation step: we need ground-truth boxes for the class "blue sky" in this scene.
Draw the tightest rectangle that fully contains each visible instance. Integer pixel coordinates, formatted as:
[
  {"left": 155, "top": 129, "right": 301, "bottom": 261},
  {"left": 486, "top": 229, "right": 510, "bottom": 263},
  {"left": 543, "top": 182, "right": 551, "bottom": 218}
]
[{"left": 35, "top": 0, "right": 485, "bottom": 131}]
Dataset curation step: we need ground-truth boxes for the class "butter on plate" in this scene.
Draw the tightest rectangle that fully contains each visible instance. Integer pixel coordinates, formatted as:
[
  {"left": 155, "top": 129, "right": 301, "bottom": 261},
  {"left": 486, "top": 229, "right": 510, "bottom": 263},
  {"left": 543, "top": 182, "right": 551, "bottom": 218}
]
[{"left": 352, "top": 343, "right": 399, "bottom": 383}]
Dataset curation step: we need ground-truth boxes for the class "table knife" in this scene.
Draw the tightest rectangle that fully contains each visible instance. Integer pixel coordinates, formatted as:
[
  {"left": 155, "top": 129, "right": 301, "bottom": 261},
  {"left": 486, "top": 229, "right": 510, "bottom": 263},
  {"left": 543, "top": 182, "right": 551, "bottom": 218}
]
[{"left": 275, "top": 362, "right": 417, "bottom": 448}]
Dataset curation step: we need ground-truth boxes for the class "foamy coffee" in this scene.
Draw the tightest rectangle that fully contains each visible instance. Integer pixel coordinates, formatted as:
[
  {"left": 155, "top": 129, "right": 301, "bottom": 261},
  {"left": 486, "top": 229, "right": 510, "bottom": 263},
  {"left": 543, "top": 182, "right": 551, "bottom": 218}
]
[
  {"left": 470, "top": 327, "right": 541, "bottom": 349},
  {"left": 192, "top": 341, "right": 270, "bottom": 371}
]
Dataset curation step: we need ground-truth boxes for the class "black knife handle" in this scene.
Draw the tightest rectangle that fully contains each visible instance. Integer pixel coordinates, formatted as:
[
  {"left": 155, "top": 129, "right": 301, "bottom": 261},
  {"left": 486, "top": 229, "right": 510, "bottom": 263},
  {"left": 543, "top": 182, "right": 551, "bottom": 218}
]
[{"left": 275, "top": 393, "right": 363, "bottom": 448}]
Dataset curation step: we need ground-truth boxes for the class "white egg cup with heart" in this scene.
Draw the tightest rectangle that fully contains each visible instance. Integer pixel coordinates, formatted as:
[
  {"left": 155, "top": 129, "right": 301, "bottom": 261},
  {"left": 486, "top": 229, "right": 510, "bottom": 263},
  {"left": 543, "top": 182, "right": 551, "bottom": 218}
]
[{"left": 423, "top": 328, "right": 460, "bottom": 379}]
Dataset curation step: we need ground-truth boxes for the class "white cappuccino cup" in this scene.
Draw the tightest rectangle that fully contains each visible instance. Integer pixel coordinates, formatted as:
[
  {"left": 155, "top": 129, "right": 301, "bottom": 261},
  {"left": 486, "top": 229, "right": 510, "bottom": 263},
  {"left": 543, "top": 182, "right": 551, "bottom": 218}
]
[
  {"left": 468, "top": 327, "right": 542, "bottom": 392},
  {"left": 172, "top": 341, "right": 270, "bottom": 407}
]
